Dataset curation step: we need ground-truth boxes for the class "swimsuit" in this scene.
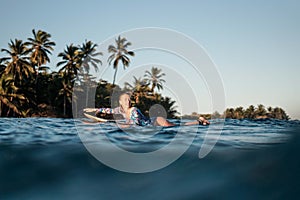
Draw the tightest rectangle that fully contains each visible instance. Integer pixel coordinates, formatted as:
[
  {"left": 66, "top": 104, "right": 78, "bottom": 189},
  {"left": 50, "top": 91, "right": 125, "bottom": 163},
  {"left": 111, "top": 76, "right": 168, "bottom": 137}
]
[{"left": 97, "top": 107, "right": 152, "bottom": 126}]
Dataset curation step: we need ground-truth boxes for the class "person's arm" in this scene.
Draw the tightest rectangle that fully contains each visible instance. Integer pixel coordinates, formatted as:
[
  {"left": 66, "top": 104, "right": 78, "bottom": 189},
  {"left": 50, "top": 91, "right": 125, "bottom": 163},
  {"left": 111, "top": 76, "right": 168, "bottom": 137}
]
[
  {"left": 83, "top": 108, "right": 115, "bottom": 114},
  {"left": 96, "top": 108, "right": 115, "bottom": 114}
]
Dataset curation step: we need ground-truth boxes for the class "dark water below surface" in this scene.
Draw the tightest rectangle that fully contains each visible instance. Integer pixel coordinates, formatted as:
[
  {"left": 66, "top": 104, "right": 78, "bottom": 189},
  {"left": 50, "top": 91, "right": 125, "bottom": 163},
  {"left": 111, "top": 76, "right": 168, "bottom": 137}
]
[{"left": 0, "top": 118, "right": 300, "bottom": 199}]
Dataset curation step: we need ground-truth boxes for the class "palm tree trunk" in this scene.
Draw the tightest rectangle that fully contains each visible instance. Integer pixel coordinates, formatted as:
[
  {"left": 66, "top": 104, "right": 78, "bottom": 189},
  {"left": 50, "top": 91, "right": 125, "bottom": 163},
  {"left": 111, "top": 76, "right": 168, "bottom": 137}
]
[
  {"left": 112, "top": 67, "right": 118, "bottom": 85},
  {"left": 6, "top": 107, "right": 10, "bottom": 117},
  {"left": 35, "top": 65, "right": 39, "bottom": 106},
  {"left": 86, "top": 86, "right": 89, "bottom": 107},
  {"left": 63, "top": 95, "right": 66, "bottom": 116},
  {"left": 74, "top": 99, "right": 78, "bottom": 118},
  {"left": 151, "top": 84, "right": 155, "bottom": 93}
]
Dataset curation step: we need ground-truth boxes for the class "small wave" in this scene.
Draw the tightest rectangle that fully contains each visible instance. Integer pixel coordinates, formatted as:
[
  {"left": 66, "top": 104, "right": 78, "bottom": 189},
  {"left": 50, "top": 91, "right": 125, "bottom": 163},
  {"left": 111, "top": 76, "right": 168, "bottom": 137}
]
[{"left": 0, "top": 118, "right": 296, "bottom": 148}]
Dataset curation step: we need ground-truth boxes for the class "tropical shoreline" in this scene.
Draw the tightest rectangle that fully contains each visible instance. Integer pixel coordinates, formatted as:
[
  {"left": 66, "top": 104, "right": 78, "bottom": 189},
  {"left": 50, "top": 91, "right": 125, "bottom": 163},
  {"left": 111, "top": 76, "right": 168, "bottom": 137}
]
[
  {"left": 0, "top": 29, "right": 290, "bottom": 120},
  {"left": 182, "top": 104, "right": 289, "bottom": 120}
]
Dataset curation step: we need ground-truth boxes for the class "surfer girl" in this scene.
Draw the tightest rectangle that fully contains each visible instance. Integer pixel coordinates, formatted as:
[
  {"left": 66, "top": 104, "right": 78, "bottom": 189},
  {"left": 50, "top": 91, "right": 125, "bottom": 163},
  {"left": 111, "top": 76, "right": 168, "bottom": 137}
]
[{"left": 84, "top": 92, "right": 210, "bottom": 127}]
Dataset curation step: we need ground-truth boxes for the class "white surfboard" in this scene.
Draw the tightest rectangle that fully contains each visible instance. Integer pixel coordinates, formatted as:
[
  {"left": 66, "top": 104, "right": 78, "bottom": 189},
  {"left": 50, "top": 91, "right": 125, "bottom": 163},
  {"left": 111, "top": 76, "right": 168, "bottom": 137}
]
[{"left": 83, "top": 113, "right": 109, "bottom": 122}]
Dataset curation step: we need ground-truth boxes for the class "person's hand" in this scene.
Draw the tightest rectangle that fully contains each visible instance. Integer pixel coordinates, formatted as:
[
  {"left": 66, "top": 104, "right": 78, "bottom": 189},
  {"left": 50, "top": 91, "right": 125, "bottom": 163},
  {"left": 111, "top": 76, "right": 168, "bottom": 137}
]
[
  {"left": 83, "top": 108, "right": 98, "bottom": 113},
  {"left": 198, "top": 116, "right": 210, "bottom": 126}
]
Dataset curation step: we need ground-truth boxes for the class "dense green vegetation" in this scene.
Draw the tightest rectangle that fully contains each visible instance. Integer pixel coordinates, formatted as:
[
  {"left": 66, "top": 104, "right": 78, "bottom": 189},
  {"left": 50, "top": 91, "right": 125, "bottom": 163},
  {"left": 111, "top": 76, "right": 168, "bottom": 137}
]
[
  {"left": 222, "top": 104, "right": 289, "bottom": 120},
  {"left": 0, "top": 29, "right": 290, "bottom": 120},
  {"left": 183, "top": 104, "right": 289, "bottom": 120}
]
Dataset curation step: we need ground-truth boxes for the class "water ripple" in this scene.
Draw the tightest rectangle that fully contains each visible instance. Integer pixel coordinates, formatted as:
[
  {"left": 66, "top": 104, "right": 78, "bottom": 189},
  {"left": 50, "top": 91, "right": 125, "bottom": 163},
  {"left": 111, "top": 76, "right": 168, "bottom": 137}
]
[{"left": 0, "top": 118, "right": 298, "bottom": 150}]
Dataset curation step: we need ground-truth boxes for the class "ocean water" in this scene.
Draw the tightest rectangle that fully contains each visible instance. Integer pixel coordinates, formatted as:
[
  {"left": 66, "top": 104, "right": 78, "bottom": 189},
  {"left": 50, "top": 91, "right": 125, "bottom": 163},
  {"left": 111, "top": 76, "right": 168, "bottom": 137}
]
[{"left": 0, "top": 118, "right": 300, "bottom": 199}]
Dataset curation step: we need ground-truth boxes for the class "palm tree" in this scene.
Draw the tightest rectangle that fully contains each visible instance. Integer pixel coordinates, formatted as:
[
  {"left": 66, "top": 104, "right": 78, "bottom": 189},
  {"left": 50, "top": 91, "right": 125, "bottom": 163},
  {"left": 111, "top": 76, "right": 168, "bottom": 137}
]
[
  {"left": 160, "top": 96, "right": 179, "bottom": 118},
  {"left": 56, "top": 74, "right": 73, "bottom": 116},
  {"left": 225, "top": 108, "right": 235, "bottom": 119},
  {"left": 57, "top": 44, "right": 81, "bottom": 80},
  {"left": 266, "top": 106, "right": 275, "bottom": 118},
  {"left": 255, "top": 104, "right": 267, "bottom": 118},
  {"left": 108, "top": 35, "right": 135, "bottom": 85},
  {"left": 25, "top": 29, "right": 55, "bottom": 74},
  {"left": 1, "top": 39, "right": 34, "bottom": 85},
  {"left": 57, "top": 44, "right": 84, "bottom": 116},
  {"left": 79, "top": 73, "right": 97, "bottom": 107},
  {"left": 124, "top": 76, "right": 148, "bottom": 104},
  {"left": 273, "top": 107, "right": 289, "bottom": 120},
  {"left": 234, "top": 106, "right": 244, "bottom": 119},
  {"left": 25, "top": 29, "right": 56, "bottom": 110},
  {"left": 79, "top": 40, "right": 102, "bottom": 74},
  {"left": 0, "top": 74, "right": 26, "bottom": 117},
  {"left": 144, "top": 67, "right": 166, "bottom": 92},
  {"left": 0, "top": 59, "right": 6, "bottom": 75},
  {"left": 124, "top": 76, "right": 148, "bottom": 92},
  {"left": 244, "top": 105, "right": 255, "bottom": 119}
]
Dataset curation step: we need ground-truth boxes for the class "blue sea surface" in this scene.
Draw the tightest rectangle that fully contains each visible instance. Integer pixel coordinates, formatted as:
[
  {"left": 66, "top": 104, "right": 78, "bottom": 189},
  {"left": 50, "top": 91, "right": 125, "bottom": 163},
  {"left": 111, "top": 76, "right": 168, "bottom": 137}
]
[{"left": 0, "top": 118, "right": 300, "bottom": 199}]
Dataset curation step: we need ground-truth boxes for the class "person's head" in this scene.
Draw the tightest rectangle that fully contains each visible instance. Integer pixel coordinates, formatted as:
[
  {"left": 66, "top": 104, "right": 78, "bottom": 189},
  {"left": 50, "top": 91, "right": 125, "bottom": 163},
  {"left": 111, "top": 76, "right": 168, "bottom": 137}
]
[{"left": 119, "top": 93, "right": 131, "bottom": 109}]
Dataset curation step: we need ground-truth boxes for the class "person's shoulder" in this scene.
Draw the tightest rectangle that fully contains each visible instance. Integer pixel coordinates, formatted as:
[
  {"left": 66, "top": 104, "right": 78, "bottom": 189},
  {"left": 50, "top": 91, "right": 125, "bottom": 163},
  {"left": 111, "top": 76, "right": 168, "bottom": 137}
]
[
  {"left": 130, "top": 107, "right": 138, "bottom": 111},
  {"left": 113, "top": 106, "right": 122, "bottom": 114},
  {"left": 129, "top": 107, "right": 140, "bottom": 113}
]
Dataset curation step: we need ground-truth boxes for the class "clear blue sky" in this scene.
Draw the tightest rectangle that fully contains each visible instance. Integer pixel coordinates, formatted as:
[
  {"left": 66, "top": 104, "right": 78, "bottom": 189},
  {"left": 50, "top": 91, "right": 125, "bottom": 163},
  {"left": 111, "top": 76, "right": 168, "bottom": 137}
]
[{"left": 1, "top": 0, "right": 299, "bottom": 119}]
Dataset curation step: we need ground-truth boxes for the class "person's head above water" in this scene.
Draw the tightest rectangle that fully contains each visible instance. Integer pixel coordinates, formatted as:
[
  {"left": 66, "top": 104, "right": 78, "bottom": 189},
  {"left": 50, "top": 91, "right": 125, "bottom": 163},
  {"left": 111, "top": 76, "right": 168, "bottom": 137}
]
[{"left": 119, "top": 93, "right": 131, "bottom": 110}]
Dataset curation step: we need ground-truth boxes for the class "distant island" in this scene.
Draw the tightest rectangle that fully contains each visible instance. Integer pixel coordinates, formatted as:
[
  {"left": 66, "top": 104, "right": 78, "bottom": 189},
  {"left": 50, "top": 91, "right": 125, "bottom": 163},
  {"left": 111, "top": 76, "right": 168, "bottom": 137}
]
[
  {"left": 0, "top": 29, "right": 289, "bottom": 120},
  {"left": 182, "top": 104, "right": 289, "bottom": 120}
]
